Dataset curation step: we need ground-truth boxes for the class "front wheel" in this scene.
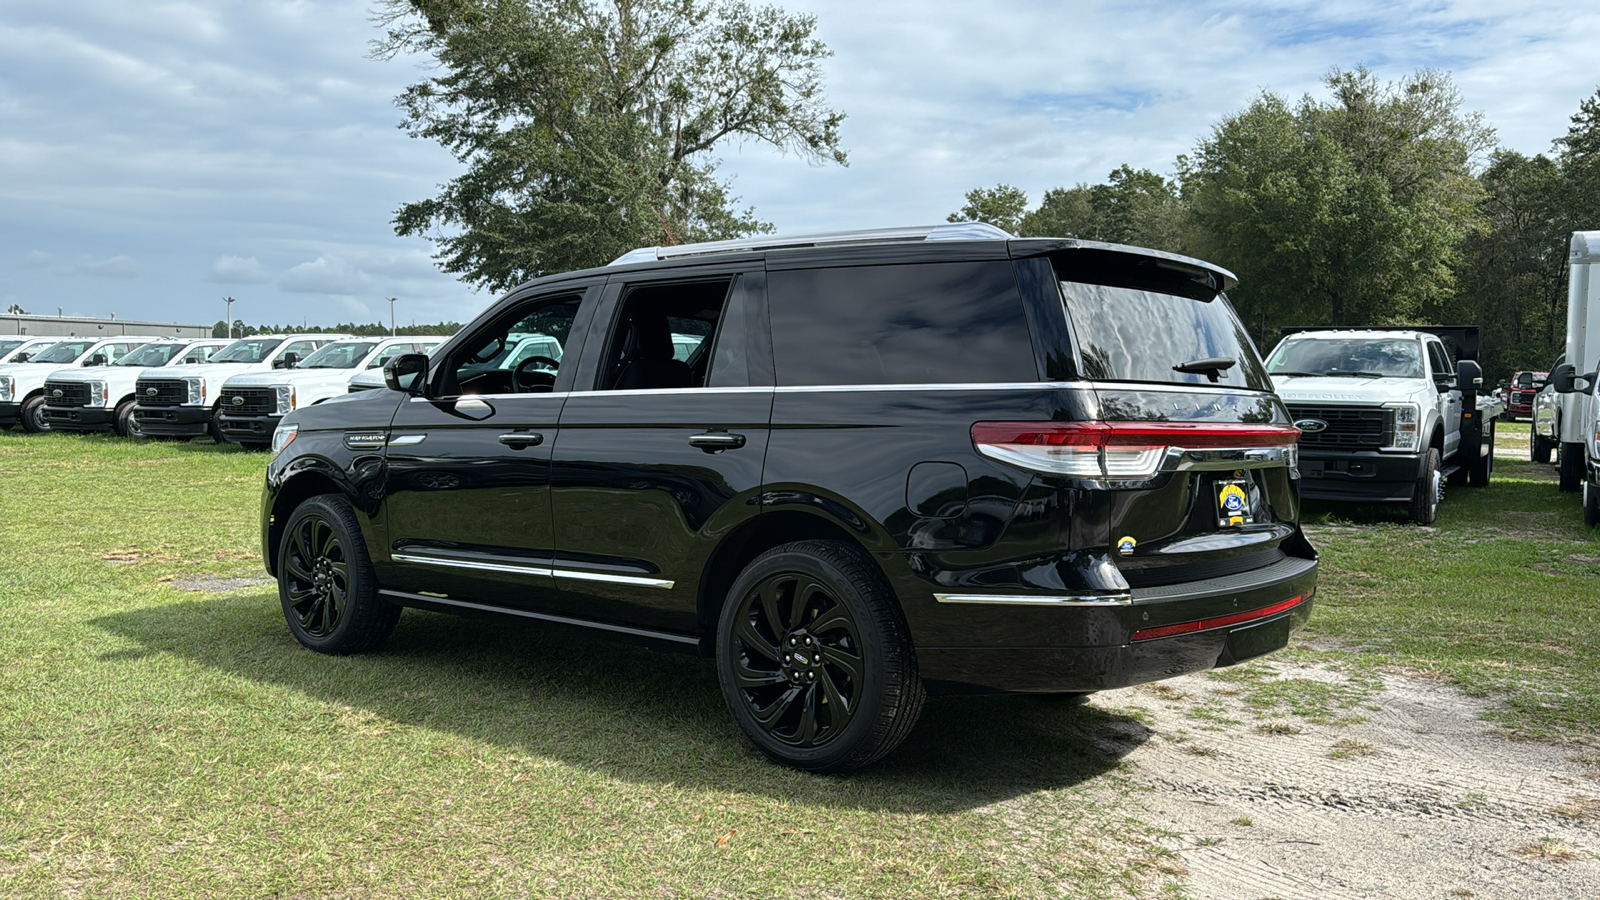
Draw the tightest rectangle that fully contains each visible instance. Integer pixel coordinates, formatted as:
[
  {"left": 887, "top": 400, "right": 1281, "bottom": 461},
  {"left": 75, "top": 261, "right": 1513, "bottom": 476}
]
[
  {"left": 19, "top": 395, "right": 50, "bottom": 433},
  {"left": 113, "top": 399, "right": 140, "bottom": 438},
  {"left": 278, "top": 494, "right": 400, "bottom": 654},
  {"left": 1410, "top": 448, "right": 1442, "bottom": 525},
  {"left": 1532, "top": 430, "right": 1553, "bottom": 464},
  {"left": 1468, "top": 419, "right": 1494, "bottom": 487},
  {"left": 1559, "top": 442, "right": 1584, "bottom": 493},
  {"left": 1585, "top": 479, "right": 1600, "bottom": 528},
  {"left": 716, "top": 540, "right": 925, "bottom": 773}
]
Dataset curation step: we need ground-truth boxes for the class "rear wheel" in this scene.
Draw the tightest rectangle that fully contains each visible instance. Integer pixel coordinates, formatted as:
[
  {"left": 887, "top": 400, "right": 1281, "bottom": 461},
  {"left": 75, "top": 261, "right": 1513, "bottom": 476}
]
[
  {"left": 1409, "top": 448, "right": 1442, "bottom": 525},
  {"left": 113, "top": 399, "right": 140, "bottom": 438},
  {"left": 1559, "top": 442, "right": 1584, "bottom": 492},
  {"left": 1468, "top": 419, "right": 1494, "bottom": 487},
  {"left": 1532, "top": 430, "right": 1553, "bottom": 464},
  {"left": 1586, "top": 479, "right": 1600, "bottom": 528},
  {"left": 716, "top": 540, "right": 925, "bottom": 773},
  {"left": 19, "top": 394, "right": 49, "bottom": 433},
  {"left": 277, "top": 494, "right": 400, "bottom": 654}
]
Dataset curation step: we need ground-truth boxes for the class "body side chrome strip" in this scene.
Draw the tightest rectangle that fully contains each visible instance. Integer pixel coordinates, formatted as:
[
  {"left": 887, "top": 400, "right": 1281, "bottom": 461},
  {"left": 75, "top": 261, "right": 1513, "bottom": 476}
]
[
  {"left": 933, "top": 592, "right": 1132, "bottom": 606},
  {"left": 392, "top": 551, "right": 674, "bottom": 589}
]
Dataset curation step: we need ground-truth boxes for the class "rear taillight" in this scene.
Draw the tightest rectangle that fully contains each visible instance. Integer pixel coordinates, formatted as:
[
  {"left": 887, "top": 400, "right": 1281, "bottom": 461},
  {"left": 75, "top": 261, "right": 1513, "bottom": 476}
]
[{"left": 971, "top": 421, "right": 1301, "bottom": 482}]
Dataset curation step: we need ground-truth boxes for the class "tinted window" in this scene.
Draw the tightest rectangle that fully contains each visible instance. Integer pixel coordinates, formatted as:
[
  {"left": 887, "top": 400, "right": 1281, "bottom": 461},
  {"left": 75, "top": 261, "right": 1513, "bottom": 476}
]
[
  {"left": 447, "top": 295, "right": 580, "bottom": 396},
  {"left": 1063, "top": 282, "right": 1271, "bottom": 390},
  {"left": 1426, "top": 341, "right": 1453, "bottom": 378},
  {"left": 600, "top": 279, "right": 731, "bottom": 390},
  {"left": 767, "top": 261, "right": 1038, "bottom": 386}
]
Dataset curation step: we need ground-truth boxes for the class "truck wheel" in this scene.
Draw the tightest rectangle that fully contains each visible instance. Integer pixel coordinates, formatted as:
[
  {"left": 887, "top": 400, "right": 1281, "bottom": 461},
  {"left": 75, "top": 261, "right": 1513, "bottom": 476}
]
[
  {"left": 208, "top": 406, "right": 226, "bottom": 444},
  {"left": 1532, "top": 432, "right": 1553, "bottom": 464},
  {"left": 19, "top": 394, "right": 50, "bottom": 433},
  {"left": 113, "top": 399, "right": 140, "bottom": 438},
  {"left": 1586, "top": 480, "right": 1600, "bottom": 528},
  {"left": 716, "top": 540, "right": 926, "bottom": 773},
  {"left": 1410, "top": 448, "right": 1442, "bottom": 525},
  {"left": 278, "top": 494, "right": 400, "bottom": 654},
  {"left": 1468, "top": 419, "right": 1494, "bottom": 487},
  {"left": 1559, "top": 442, "right": 1584, "bottom": 493}
]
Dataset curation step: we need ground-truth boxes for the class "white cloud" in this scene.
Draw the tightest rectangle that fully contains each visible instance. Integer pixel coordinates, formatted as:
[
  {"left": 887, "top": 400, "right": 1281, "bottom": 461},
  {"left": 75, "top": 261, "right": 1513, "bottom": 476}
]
[
  {"left": 79, "top": 254, "right": 139, "bottom": 278},
  {"left": 209, "top": 255, "right": 271, "bottom": 283},
  {"left": 20, "top": 250, "right": 50, "bottom": 268},
  {"left": 279, "top": 255, "right": 372, "bottom": 295}
]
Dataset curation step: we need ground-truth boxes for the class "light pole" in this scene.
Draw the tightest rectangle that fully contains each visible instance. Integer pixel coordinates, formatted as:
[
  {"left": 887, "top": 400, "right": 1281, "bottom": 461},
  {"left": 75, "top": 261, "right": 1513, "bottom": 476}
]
[
  {"left": 388, "top": 297, "right": 397, "bottom": 336},
  {"left": 225, "top": 296, "right": 235, "bottom": 338}
]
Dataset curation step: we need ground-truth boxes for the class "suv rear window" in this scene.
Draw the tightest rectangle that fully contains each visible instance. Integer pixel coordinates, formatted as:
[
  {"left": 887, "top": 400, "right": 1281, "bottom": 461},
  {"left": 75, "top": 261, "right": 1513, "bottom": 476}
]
[
  {"left": 1059, "top": 280, "right": 1270, "bottom": 391},
  {"left": 767, "top": 261, "right": 1038, "bottom": 386}
]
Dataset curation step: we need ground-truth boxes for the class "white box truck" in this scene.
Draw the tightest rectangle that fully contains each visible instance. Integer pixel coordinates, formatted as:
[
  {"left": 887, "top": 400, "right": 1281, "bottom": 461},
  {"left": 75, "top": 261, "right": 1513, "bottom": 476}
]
[{"left": 1549, "top": 231, "right": 1600, "bottom": 495}]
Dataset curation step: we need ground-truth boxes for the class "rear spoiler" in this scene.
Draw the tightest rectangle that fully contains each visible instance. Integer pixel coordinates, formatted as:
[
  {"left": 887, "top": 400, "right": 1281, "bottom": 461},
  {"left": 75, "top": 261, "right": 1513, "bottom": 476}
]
[{"left": 1278, "top": 325, "right": 1480, "bottom": 363}]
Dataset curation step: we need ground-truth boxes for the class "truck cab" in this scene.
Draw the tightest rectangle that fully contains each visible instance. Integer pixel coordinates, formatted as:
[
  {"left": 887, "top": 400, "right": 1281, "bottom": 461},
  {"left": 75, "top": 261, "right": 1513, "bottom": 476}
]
[{"left": 1266, "top": 327, "right": 1498, "bottom": 524}]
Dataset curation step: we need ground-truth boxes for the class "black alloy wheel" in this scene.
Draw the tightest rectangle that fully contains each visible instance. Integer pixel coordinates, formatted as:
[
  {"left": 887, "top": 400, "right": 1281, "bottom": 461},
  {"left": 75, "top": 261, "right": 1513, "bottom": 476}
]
[
  {"left": 278, "top": 495, "right": 400, "bottom": 654},
  {"left": 717, "top": 540, "right": 925, "bottom": 773}
]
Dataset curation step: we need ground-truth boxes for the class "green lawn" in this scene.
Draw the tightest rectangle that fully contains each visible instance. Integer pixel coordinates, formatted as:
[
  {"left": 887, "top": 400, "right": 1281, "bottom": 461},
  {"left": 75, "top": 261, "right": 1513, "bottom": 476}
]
[{"left": 1, "top": 426, "right": 1595, "bottom": 897}]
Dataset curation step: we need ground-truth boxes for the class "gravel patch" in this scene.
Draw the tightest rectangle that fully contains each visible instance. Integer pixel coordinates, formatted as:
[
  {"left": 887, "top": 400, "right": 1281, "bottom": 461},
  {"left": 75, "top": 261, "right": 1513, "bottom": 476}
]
[
  {"left": 1092, "top": 662, "right": 1600, "bottom": 899},
  {"left": 167, "top": 574, "right": 274, "bottom": 592}
]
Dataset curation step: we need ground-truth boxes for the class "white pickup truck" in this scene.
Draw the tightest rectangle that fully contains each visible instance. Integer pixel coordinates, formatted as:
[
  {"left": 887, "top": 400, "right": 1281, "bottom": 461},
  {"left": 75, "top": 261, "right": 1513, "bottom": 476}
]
[
  {"left": 1265, "top": 326, "right": 1501, "bottom": 524},
  {"left": 215, "top": 336, "right": 445, "bottom": 447},
  {"left": 132, "top": 333, "right": 349, "bottom": 442},
  {"left": 0, "top": 336, "right": 70, "bottom": 365},
  {"left": 42, "top": 337, "right": 229, "bottom": 436},
  {"left": 0, "top": 336, "right": 150, "bottom": 432}
]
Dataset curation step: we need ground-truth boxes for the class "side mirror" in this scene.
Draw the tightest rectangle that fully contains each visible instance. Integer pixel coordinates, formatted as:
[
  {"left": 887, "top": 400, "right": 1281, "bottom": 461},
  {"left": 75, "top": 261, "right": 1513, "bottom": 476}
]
[
  {"left": 384, "top": 353, "right": 428, "bottom": 396},
  {"left": 1433, "top": 374, "right": 1456, "bottom": 391},
  {"left": 273, "top": 352, "right": 300, "bottom": 370},
  {"left": 1551, "top": 362, "right": 1587, "bottom": 394},
  {"left": 88, "top": 354, "right": 108, "bottom": 367},
  {"left": 1455, "top": 360, "right": 1481, "bottom": 391}
]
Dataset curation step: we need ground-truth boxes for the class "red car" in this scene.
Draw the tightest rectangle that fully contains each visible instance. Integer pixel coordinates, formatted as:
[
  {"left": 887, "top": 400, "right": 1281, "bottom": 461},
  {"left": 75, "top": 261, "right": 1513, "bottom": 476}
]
[{"left": 1507, "top": 370, "right": 1547, "bottom": 420}]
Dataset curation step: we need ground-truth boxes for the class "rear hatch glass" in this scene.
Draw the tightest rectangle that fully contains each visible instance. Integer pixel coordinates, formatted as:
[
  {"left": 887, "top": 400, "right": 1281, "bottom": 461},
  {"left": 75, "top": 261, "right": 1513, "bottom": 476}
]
[{"left": 1051, "top": 252, "right": 1298, "bottom": 588}]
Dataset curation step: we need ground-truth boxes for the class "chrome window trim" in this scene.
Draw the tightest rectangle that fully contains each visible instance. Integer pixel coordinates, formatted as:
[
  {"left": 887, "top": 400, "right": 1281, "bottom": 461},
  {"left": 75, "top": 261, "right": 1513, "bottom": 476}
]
[
  {"left": 407, "top": 381, "right": 1279, "bottom": 401},
  {"left": 392, "top": 552, "right": 674, "bottom": 589},
  {"left": 933, "top": 592, "right": 1131, "bottom": 606}
]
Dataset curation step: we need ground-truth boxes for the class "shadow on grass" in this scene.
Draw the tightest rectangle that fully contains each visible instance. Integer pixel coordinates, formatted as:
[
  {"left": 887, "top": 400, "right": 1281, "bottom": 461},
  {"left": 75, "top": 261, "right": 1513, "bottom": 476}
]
[{"left": 93, "top": 593, "right": 1151, "bottom": 812}]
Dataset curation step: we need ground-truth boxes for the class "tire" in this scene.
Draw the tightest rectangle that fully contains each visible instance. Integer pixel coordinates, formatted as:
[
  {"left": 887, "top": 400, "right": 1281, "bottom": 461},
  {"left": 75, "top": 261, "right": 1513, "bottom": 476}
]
[
  {"left": 1585, "top": 479, "right": 1600, "bottom": 528},
  {"left": 277, "top": 494, "right": 400, "bottom": 654},
  {"left": 1559, "top": 442, "right": 1584, "bottom": 493},
  {"left": 1532, "top": 431, "right": 1553, "bottom": 464},
  {"left": 208, "top": 405, "right": 226, "bottom": 444},
  {"left": 715, "top": 540, "right": 925, "bottom": 773},
  {"left": 1409, "top": 447, "right": 1442, "bottom": 525},
  {"left": 113, "top": 398, "right": 140, "bottom": 438},
  {"left": 1468, "top": 419, "right": 1494, "bottom": 487},
  {"left": 19, "top": 394, "right": 50, "bottom": 433}
]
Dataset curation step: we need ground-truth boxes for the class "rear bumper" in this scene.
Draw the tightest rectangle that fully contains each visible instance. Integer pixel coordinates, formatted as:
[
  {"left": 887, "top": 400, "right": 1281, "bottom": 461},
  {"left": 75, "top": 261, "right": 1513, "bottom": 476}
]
[
  {"left": 217, "top": 413, "right": 281, "bottom": 445},
  {"left": 134, "top": 404, "right": 210, "bottom": 436},
  {"left": 916, "top": 554, "right": 1318, "bottom": 694},
  {"left": 41, "top": 406, "right": 116, "bottom": 430},
  {"left": 1296, "top": 449, "right": 1423, "bottom": 502}
]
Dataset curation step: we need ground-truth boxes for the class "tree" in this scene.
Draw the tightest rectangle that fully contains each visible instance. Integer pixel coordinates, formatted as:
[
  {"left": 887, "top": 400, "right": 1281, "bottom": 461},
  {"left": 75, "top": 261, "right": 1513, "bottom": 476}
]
[
  {"left": 6, "top": 304, "right": 27, "bottom": 315},
  {"left": 373, "top": 0, "right": 847, "bottom": 291},
  {"left": 1180, "top": 67, "right": 1495, "bottom": 342},
  {"left": 946, "top": 184, "right": 1029, "bottom": 234},
  {"left": 1017, "top": 165, "right": 1186, "bottom": 252},
  {"left": 1557, "top": 88, "right": 1600, "bottom": 230}
]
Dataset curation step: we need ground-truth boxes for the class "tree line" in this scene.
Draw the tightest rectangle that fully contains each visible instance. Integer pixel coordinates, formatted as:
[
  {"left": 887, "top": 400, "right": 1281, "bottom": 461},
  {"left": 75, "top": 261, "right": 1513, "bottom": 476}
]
[
  {"left": 211, "top": 320, "right": 463, "bottom": 338},
  {"left": 949, "top": 68, "right": 1600, "bottom": 382}
]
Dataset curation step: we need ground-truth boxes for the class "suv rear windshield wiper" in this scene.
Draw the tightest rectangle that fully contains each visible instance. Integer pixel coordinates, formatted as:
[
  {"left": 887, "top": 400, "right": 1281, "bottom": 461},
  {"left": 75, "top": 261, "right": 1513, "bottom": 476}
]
[{"left": 1172, "top": 356, "right": 1237, "bottom": 378}]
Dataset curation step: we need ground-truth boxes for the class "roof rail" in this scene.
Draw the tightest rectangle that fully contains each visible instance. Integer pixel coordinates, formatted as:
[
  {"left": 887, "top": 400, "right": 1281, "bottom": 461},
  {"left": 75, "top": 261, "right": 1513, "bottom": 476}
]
[{"left": 607, "top": 221, "right": 1015, "bottom": 266}]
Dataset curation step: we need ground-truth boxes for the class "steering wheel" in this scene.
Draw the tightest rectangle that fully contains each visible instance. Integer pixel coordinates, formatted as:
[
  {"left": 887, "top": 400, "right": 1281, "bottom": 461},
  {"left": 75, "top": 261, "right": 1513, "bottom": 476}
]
[{"left": 512, "top": 355, "right": 560, "bottom": 392}]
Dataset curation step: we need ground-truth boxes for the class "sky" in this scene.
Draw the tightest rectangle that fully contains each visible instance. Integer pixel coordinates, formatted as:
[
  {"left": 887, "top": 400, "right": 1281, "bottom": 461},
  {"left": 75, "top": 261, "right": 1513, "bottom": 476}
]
[{"left": 2, "top": 1, "right": 1597, "bottom": 330}]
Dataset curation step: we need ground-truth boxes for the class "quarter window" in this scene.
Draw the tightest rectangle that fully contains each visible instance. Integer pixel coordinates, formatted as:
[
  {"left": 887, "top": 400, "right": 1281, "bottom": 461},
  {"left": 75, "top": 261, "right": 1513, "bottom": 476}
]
[{"left": 767, "top": 262, "right": 1038, "bottom": 386}]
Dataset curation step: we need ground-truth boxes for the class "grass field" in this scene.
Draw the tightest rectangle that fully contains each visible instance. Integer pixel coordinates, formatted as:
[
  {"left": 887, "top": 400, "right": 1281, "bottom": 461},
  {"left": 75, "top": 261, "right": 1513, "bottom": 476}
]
[{"left": 1, "top": 425, "right": 1596, "bottom": 897}]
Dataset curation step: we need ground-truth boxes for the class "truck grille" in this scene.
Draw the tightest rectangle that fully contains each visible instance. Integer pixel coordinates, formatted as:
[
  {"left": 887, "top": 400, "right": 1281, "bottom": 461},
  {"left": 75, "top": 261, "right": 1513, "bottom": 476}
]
[
  {"left": 1511, "top": 390, "right": 1535, "bottom": 406},
  {"left": 137, "top": 378, "right": 187, "bottom": 406},
  {"left": 219, "top": 387, "right": 275, "bottom": 415},
  {"left": 1287, "top": 405, "right": 1392, "bottom": 449},
  {"left": 44, "top": 380, "right": 90, "bottom": 408}
]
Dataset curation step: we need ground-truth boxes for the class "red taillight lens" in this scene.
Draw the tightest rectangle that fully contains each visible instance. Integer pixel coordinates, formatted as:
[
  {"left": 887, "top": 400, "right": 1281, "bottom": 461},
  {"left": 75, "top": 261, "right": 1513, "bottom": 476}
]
[
  {"left": 971, "top": 421, "right": 1301, "bottom": 480},
  {"left": 1130, "top": 593, "right": 1308, "bottom": 642}
]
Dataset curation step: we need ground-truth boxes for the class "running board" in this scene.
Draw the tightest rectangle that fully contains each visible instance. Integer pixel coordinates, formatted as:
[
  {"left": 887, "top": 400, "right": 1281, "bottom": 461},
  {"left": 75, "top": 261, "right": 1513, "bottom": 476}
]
[{"left": 377, "top": 589, "right": 703, "bottom": 654}]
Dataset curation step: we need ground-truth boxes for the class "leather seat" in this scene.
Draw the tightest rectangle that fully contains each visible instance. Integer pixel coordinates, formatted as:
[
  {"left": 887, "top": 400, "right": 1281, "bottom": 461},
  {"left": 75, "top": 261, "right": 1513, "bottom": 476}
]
[{"left": 613, "top": 313, "right": 694, "bottom": 390}]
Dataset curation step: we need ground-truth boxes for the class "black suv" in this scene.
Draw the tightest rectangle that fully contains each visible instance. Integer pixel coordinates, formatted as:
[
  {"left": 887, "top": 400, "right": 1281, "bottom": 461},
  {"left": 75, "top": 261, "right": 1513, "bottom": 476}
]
[{"left": 261, "top": 223, "right": 1316, "bottom": 772}]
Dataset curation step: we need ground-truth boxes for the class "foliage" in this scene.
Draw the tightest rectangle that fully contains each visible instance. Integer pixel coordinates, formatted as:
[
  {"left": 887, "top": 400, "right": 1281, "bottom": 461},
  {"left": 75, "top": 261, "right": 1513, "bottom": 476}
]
[
  {"left": 1179, "top": 67, "right": 1495, "bottom": 343},
  {"left": 212, "top": 320, "right": 463, "bottom": 338},
  {"left": 945, "top": 184, "right": 1028, "bottom": 234},
  {"left": 1016, "top": 165, "right": 1186, "bottom": 253},
  {"left": 1557, "top": 89, "right": 1600, "bottom": 229},
  {"left": 374, "top": 0, "right": 846, "bottom": 291}
]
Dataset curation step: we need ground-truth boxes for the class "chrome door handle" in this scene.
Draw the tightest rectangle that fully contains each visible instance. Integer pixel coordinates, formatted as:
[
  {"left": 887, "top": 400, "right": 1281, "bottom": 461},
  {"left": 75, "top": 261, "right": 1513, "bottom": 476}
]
[
  {"left": 689, "top": 432, "right": 745, "bottom": 452},
  {"left": 498, "top": 432, "right": 544, "bottom": 448}
]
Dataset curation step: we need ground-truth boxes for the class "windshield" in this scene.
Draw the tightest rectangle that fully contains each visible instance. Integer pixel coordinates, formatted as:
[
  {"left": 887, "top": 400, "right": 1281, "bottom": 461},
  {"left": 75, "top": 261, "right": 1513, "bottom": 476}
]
[
  {"left": 299, "top": 340, "right": 380, "bottom": 369},
  {"left": 114, "top": 343, "right": 183, "bottom": 367},
  {"left": 211, "top": 337, "right": 285, "bottom": 364},
  {"left": 31, "top": 340, "right": 95, "bottom": 363},
  {"left": 1059, "top": 282, "right": 1271, "bottom": 390},
  {"left": 1267, "top": 337, "right": 1423, "bottom": 378}
]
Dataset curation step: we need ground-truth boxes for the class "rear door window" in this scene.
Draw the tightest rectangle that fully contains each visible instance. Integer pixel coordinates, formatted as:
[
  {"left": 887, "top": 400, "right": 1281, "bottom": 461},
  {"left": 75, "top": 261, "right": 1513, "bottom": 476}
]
[{"left": 766, "top": 261, "right": 1038, "bottom": 386}]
